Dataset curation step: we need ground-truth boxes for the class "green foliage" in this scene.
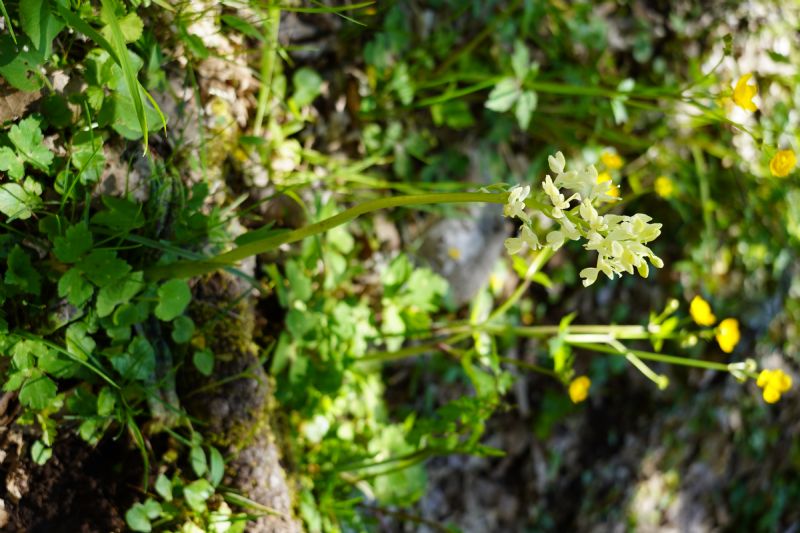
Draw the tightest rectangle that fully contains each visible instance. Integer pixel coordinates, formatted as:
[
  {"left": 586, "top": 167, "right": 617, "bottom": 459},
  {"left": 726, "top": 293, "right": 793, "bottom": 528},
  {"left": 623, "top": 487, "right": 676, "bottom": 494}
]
[{"left": 2, "top": 0, "right": 799, "bottom": 531}]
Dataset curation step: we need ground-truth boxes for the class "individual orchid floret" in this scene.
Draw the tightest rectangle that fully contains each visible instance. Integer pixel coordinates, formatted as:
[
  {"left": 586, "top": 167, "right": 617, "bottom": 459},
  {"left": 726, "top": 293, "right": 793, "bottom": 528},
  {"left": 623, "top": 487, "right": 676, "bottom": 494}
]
[
  {"left": 543, "top": 175, "right": 578, "bottom": 218},
  {"left": 503, "top": 185, "right": 531, "bottom": 223},
  {"left": 548, "top": 151, "right": 566, "bottom": 174},
  {"left": 545, "top": 216, "right": 581, "bottom": 250},
  {"left": 504, "top": 225, "right": 541, "bottom": 255}
]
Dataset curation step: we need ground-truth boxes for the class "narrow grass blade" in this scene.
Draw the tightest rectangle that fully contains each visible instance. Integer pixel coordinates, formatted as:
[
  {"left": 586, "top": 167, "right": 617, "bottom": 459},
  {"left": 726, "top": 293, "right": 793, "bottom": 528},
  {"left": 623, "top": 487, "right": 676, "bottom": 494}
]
[
  {"left": 0, "top": 0, "right": 16, "bottom": 44},
  {"left": 100, "top": 0, "right": 149, "bottom": 151}
]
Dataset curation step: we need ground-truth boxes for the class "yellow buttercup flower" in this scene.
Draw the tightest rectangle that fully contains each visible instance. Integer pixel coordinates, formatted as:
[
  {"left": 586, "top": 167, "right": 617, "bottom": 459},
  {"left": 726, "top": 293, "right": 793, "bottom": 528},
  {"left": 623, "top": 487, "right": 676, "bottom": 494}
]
[
  {"left": 600, "top": 151, "right": 624, "bottom": 170},
  {"left": 756, "top": 369, "right": 792, "bottom": 404},
  {"left": 597, "top": 171, "right": 620, "bottom": 198},
  {"left": 733, "top": 74, "right": 758, "bottom": 112},
  {"left": 769, "top": 149, "right": 797, "bottom": 178},
  {"left": 568, "top": 376, "right": 591, "bottom": 403},
  {"left": 689, "top": 295, "right": 716, "bottom": 326},
  {"left": 715, "top": 318, "right": 740, "bottom": 353},
  {"left": 448, "top": 247, "right": 462, "bottom": 260},
  {"left": 654, "top": 176, "right": 674, "bottom": 198}
]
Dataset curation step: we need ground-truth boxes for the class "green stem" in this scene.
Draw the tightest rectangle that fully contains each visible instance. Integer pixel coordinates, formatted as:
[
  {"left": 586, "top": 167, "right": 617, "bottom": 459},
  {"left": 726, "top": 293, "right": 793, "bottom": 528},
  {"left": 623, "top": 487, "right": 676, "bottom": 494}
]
[
  {"left": 358, "top": 333, "right": 472, "bottom": 364},
  {"left": 146, "top": 192, "right": 509, "bottom": 280},
  {"left": 568, "top": 341, "right": 731, "bottom": 372},
  {"left": 485, "top": 247, "right": 553, "bottom": 322},
  {"left": 253, "top": 4, "right": 281, "bottom": 136}
]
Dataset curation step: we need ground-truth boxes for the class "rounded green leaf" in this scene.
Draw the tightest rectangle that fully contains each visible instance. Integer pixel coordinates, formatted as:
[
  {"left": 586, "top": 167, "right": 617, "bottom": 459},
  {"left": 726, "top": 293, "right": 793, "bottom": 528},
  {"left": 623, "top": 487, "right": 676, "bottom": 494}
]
[{"left": 155, "top": 279, "right": 191, "bottom": 321}]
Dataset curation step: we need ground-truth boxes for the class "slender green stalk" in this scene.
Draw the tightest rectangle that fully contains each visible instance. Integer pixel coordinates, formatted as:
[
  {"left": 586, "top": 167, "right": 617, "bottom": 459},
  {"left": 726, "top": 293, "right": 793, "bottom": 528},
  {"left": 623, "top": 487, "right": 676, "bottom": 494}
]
[
  {"left": 486, "top": 247, "right": 553, "bottom": 322},
  {"left": 498, "top": 356, "right": 557, "bottom": 377},
  {"left": 606, "top": 337, "right": 669, "bottom": 389},
  {"left": 568, "top": 341, "right": 731, "bottom": 372},
  {"left": 146, "top": 192, "right": 509, "bottom": 280},
  {"left": 253, "top": 4, "right": 281, "bottom": 136},
  {"left": 358, "top": 333, "right": 472, "bottom": 364}
]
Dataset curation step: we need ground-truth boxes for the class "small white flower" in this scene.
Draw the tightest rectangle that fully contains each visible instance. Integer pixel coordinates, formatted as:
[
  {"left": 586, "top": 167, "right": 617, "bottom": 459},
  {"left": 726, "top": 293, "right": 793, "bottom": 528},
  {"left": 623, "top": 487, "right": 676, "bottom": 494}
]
[
  {"left": 504, "top": 225, "right": 541, "bottom": 255},
  {"left": 542, "top": 175, "right": 578, "bottom": 218},
  {"left": 548, "top": 151, "right": 566, "bottom": 174},
  {"left": 504, "top": 185, "right": 531, "bottom": 223},
  {"left": 580, "top": 267, "right": 598, "bottom": 287}
]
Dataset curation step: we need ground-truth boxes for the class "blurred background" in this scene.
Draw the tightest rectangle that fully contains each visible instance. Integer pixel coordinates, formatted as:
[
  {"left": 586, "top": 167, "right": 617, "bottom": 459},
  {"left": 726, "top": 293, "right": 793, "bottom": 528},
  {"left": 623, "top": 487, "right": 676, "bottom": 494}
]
[{"left": 269, "top": 1, "right": 800, "bottom": 531}]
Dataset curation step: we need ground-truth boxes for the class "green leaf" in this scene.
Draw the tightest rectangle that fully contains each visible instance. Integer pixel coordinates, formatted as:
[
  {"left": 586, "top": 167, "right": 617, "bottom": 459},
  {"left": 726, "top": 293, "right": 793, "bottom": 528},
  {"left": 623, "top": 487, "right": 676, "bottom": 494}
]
[
  {"left": 125, "top": 503, "right": 152, "bottom": 533},
  {"left": 96, "top": 271, "right": 145, "bottom": 318},
  {"left": 110, "top": 336, "right": 155, "bottom": 381},
  {"left": 5, "top": 245, "right": 41, "bottom": 295},
  {"left": 514, "top": 90, "right": 537, "bottom": 130},
  {"left": 510, "top": 40, "right": 530, "bottom": 80},
  {"left": 70, "top": 131, "right": 106, "bottom": 184},
  {"left": 141, "top": 498, "right": 161, "bottom": 520},
  {"left": 430, "top": 100, "right": 474, "bottom": 129},
  {"left": 155, "top": 473, "right": 173, "bottom": 502},
  {"left": 31, "top": 440, "right": 53, "bottom": 465},
  {"left": 0, "top": 34, "right": 46, "bottom": 91},
  {"left": 38, "top": 349, "right": 77, "bottom": 378},
  {"left": 221, "top": 14, "right": 264, "bottom": 41},
  {"left": 171, "top": 315, "right": 194, "bottom": 344},
  {"left": 58, "top": 268, "right": 94, "bottom": 307},
  {"left": 155, "top": 279, "right": 191, "bottom": 321},
  {"left": 101, "top": 12, "right": 143, "bottom": 44},
  {"left": 182, "top": 479, "right": 214, "bottom": 513},
  {"left": 97, "top": 386, "right": 116, "bottom": 416},
  {"left": 8, "top": 116, "right": 55, "bottom": 171},
  {"left": 285, "top": 260, "right": 312, "bottom": 302},
  {"left": 208, "top": 446, "right": 224, "bottom": 486},
  {"left": 193, "top": 349, "right": 214, "bottom": 377},
  {"left": 91, "top": 196, "right": 146, "bottom": 232},
  {"left": 0, "top": 182, "right": 42, "bottom": 220},
  {"left": 100, "top": 0, "right": 149, "bottom": 149},
  {"left": 20, "top": 0, "right": 64, "bottom": 57},
  {"left": 77, "top": 250, "right": 132, "bottom": 287},
  {"left": 485, "top": 77, "right": 520, "bottom": 113},
  {"left": 19, "top": 370, "right": 57, "bottom": 409},
  {"left": 292, "top": 67, "right": 323, "bottom": 108},
  {"left": 190, "top": 445, "right": 207, "bottom": 477},
  {"left": 66, "top": 322, "right": 96, "bottom": 360},
  {"left": 0, "top": 146, "right": 24, "bottom": 179},
  {"left": 53, "top": 222, "right": 93, "bottom": 263}
]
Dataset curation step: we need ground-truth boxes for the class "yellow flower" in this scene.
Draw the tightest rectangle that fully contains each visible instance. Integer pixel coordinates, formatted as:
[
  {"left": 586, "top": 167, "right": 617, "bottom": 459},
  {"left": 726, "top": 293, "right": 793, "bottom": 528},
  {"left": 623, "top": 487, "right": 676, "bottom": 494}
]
[
  {"left": 600, "top": 151, "right": 624, "bottom": 170},
  {"left": 756, "top": 369, "right": 792, "bottom": 404},
  {"left": 769, "top": 149, "right": 797, "bottom": 178},
  {"left": 733, "top": 74, "right": 758, "bottom": 112},
  {"left": 654, "top": 176, "right": 674, "bottom": 198},
  {"left": 597, "top": 171, "right": 620, "bottom": 198},
  {"left": 447, "top": 247, "right": 462, "bottom": 260},
  {"left": 715, "top": 318, "right": 740, "bottom": 353},
  {"left": 689, "top": 295, "right": 716, "bottom": 326},
  {"left": 568, "top": 376, "right": 591, "bottom": 403}
]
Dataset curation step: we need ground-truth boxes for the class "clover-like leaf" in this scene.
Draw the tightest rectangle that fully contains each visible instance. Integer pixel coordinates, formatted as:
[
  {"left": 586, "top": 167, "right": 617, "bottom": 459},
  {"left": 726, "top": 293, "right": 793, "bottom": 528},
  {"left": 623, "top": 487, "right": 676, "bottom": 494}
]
[
  {"left": 19, "top": 370, "right": 57, "bottom": 409},
  {"left": 58, "top": 268, "right": 94, "bottom": 308},
  {"left": 155, "top": 279, "right": 191, "bottom": 321},
  {"left": 53, "top": 222, "right": 94, "bottom": 263},
  {"left": 485, "top": 77, "right": 520, "bottom": 113},
  {"left": 5, "top": 245, "right": 42, "bottom": 295},
  {"left": 96, "top": 271, "right": 144, "bottom": 318},
  {"left": 183, "top": 479, "right": 214, "bottom": 513},
  {"left": 0, "top": 182, "right": 42, "bottom": 220},
  {"left": 77, "top": 250, "right": 132, "bottom": 287},
  {"left": 8, "top": 116, "right": 55, "bottom": 171}
]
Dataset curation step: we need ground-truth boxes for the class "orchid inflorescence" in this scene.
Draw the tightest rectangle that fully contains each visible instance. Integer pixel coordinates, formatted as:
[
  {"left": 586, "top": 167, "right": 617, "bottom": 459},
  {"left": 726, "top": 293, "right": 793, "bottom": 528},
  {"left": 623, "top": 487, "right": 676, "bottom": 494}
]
[{"left": 503, "top": 151, "right": 664, "bottom": 287}]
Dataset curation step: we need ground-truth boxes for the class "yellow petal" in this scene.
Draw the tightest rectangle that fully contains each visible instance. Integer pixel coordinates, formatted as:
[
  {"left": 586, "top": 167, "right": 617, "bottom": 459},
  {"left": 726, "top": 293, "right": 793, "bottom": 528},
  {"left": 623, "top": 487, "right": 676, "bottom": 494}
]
[
  {"left": 689, "top": 295, "right": 716, "bottom": 326},
  {"left": 762, "top": 385, "right": 781, "bottom": 404},
  {"left": 769, "top": 149, "right": 797, "bottom": 178},
  {"left": 568, "top": 376, "right": 591, "bottom": 403}
]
